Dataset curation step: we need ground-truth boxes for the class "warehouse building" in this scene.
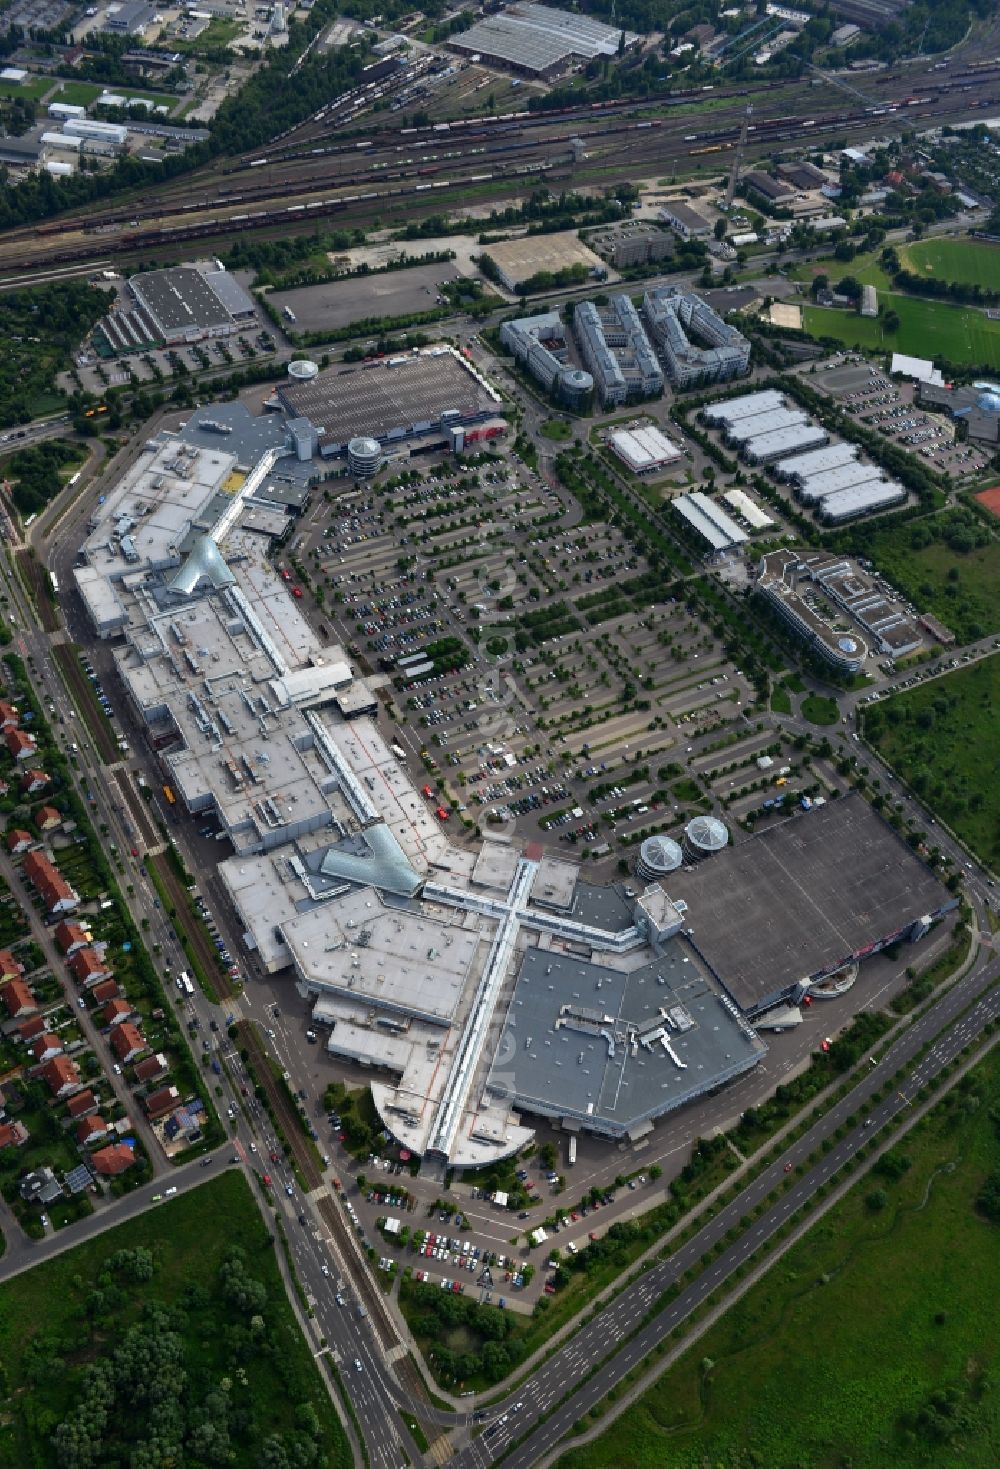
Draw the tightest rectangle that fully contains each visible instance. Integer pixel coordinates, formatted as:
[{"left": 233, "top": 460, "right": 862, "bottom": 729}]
[
  {"left": 795, "top": 461, "right": 886, "bottom": 503},
  {"left": 500, "top": 310, "right": 594, "bottom": 408},
  {"left": 673, "top": 491, "right": 747, "bottom": 554},
  {"left": 723, "top": 488, "right": 774, "bottom": 528},
  {"left": 120, "top": 263, "right": 256, "bottom": 347},
  {"left": 659, "top": 201, "right": 713, "bottom": 240},
  {"left": 609, "top": 424, "right": 682, "bottom": 474},
  {"left": 774, "top": 440, "right": 859, "bottom": 482},
  {"left": 573, "top": 296, "right": 663, "bottom": 406},
  {"left": 104, "top": 1, "right": 156, "bottom": 34},
  {"left": 450, "top": 3, "right": 637, "bottom": 78},
  {"left": 63, "top": 118, "right": 128, "bottom": 146},
  {"left": 743, "top": 170, "right": 796, "bottom": 204},
  {"left": 723, "top": 406, "right": 808, "bottom": 444},
  {"left": 666, "top": 793, "right": 953, "bottom": 1018},
  {"left": 818, "top": 480, "right": 906, "bottom": 522},
  {"left": 860, "top": 284, "right": 878, "bottom": 318},
  {"left": 643, "top": 287, "right": 750, "bottom": 389},
  {"left": 744, "top": 423, "right": 828, "bottom": 463},
  {"left": 702, "top": 389, "right": 785, "bottom": 427},
  {"left": 277, "top": 348, "right": 503, "bottom": 461},
  {"left": 481, "top": 230, "right": 607, "bottom": 294}
]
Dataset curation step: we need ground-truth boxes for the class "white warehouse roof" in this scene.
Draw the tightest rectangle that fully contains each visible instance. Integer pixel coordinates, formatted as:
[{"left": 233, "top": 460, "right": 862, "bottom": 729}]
[
  {"left": 796, "top": 462, "right": 885, "bottom": 504},
  {"left": 609, "top": 425, "right": 681, "bottom": 472},
  {"left": 744, "top": 424, "right": 828, "bottom": 461},
  {"left": 726, "top": 406, "right": 807, "bottom": 442},
  {"left": 674, "top": 491, "right": 747, "bottom": 551},
  {"left": 775, "top": 441, "right": 858, "bottom": 482},
  {"left": 702, "top": 389, "right": 786, "bottom": 425},
  {"left": 819, "top": 481, "right": 906, "bottom": 522},
  {"left": 723, "top": 488, "right": 774, "bottom": 528},
  {"left": 890, "top": 353, "right": 945, "bottom": 387}
]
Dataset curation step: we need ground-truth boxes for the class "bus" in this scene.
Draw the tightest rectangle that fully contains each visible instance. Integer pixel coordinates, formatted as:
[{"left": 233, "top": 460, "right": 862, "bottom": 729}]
[
  {"left": 567, "top": 1137, "right": 577, "bottom": 1166},
  {"left": 162, "top": 784, "right": 176, "bottom": 805},
  {"left": 179, "top": 971, "right": 195, "bottom": 997}
]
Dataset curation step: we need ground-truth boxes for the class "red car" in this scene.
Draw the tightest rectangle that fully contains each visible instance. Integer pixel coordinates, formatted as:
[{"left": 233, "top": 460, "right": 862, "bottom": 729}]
[
  {"left": 422, "top": 785, "right": 434, "bottom": 798},
  {"left": 262, "top": 1173, "right": 272, "bottom": 1187},
  {"left": 292, "top": 587, "right": 303, "bottom": 599},
  {"left": 544, "top": 1283, "right": 556, "bottom": 1294},
  {"left": 280, "top": 569, "right": 291, "bottom": 581},
  {"left": 435, "top": 806, "right": 449, "bottom": 821},
  {"left": 270, "top": 1150, "right": 280, "bottom": 1163}
]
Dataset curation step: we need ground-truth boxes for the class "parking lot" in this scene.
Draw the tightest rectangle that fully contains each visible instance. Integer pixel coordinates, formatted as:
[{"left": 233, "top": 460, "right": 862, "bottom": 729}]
[
  {"left": 289, "top": 450, "right": 756, "bottom": 873},
  {"left": 70, "top": 328, "right": 276, "bottom": 396},
  {"left": 269, "top": 261, "right": 463, "bottom": 334}
]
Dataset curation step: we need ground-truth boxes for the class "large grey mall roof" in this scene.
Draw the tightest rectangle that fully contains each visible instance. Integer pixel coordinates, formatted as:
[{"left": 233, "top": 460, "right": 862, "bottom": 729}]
[
  {"left": 277, "top": 354, "right": 498, "bottom": 447},
  {"left": 488, "top": 941, "right": 762, "bottom": 1133},
  {"left": 665, "top": 793, "right": 949, "bottom": 1013}
]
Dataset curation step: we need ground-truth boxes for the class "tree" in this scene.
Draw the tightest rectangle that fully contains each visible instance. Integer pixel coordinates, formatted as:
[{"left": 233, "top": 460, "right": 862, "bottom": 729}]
[
  {"left": 882, "top": 309, "right": 900, "bottom": 334},
  {"left": 713, "top": 216, "right": 727, "bottom": 241}
]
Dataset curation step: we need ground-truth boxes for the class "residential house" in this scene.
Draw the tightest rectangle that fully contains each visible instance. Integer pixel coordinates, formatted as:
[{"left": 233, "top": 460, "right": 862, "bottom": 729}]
[
  {"left": 21, "top": 770, "right": 50, "bottom": 795},
  {"left": 30, "top": 1033, "right": 64, "bottom": 1065},
  {"left": 133, "top": 1052, "right": 169, "bottom": 1086},
  {"left": 91, "top": 979, "right": 120, "bottom": 1005},
  {"left": 19, "top": 1165, "right": 64, "bottom": 1203},
  {"left": 0, "top": 978, "right": 36, "bottom": 1019},
  {"left": 6, "top": 829, "right": 33, "bottom": 856},
  {"left": 90, "top": 1143, "right": 135, "bottom": 1177},
  {"left": 69, "top": 947, "right": 112, "bottom": 987},
  {"left": 110, "top": 1022, "right": 146, "bottom": 1066},
  {"left": 0, "top": 949, "right": 25, "bottom": 981},
  {"left": 76, "top": 1115, "right": 109, "bottom": 1146},
  {"left": 144, "top": 1083, "right": 180, "bottom": 1120},
  {"left": 54, "top": 920, "right": 91, "bottom": 956},
  {"left": 18, "top": 1014, "right": 46, "bottom": 1043},
  {"left": 0, "top": 699, "right": 19, "bottom": 731},
  {"left": 102, "top": 998, "right": 132, "bottom": 1028},
  {"left": 23, "top": 850, "right": 79, "bottom": 914},
  {"left": 35, "top": 806, "right": 62, "bottom": 833},
  {"left": 66, "top": 1088, "right": 99, "bottom": 1120},
  {"left": 0, "top": 1119, "right": 29, "bottom": 1148},
  {"left": 42, "top": 1054, "right": 81, "bottom": 1098},
  {"left": 6, "top": 729, "right": 36, "bottom": 762}
]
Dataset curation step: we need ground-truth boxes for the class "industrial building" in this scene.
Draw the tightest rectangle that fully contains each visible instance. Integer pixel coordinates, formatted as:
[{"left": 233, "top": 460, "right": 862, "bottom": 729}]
[
  {"left": 608, "top": 424, "right": 681, "bottom": 474},
  {"left": 702, "top": 389, "right": 785, "bottom": 426},
  {"left": 666, "top": 793, "right": 952, "bottom": 1018},
  {"left": 277, "top": 348, "right": 503, "bottom": 461},
  {"left": 917, "top": 380, "right": 1000, "bottom": 446},
  {"left": 573, "top": 296, "right": 663, "bottom": 406},
  {"left": 673, "top": 492, "right": 747, "bottom": 554},
  {"left": 450, "top": 3, "right": 637, "bottom": 78},
  {"left": 743, "top": 170, "right": 795, "bottom": 204},
  {"left": 499, "top": 310, "right": 594, "bottom": 408},
  {"left": 860, "top": 284, "right": 878, "bottom": 318},
  {"left": 659, "top": 201, "right": 713, "bottom": 240},
  {"left": 774, "top": 441, "right": 859, "bottom": 482},
  {"left": 756, "top": 550, "right": 868, "bottom": 671},
  {"left": 482, "top": 230, "right": 606, "bottom": 294},
  {"left": 818, "top": 480, "right": 906, "bottom": 522},
  {"left": 63, "top": 118, "right": 128, "bottom": 146},
  {"left": 743, "top": 423, "right": 828, "bottom": 463},
  {"left": 794, "top": 461, "right": 887, "bottom": 503},
  {"left": 121, "top": 264, "right": 256, "bottom": 347},
  {"left": 104, "top": 0, "right": 155, "bottom": 34},
  {"left": 643, "top": 288, "right": 750, "bottom": 389},
  {"left": 722, "top": 488, "right": 774, "bottom": 529},
  {"left": 723, "top": 407, "right": 808, "bottom": 444}
]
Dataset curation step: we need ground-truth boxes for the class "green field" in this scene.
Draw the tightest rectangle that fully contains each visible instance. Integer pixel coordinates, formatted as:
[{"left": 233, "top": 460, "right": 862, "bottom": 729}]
[
  {"left": 900, "top": 236, "right": 1000, "bottom": 289},
  {"left": 865, "top": 655, "right": 1000, "bottom": 869},
  {"left": 787, "top": 248, "right": 894, "bottom": 291},
  {"left": 802, "top": 293, "right": 1000, "bottom": 367},
  {"left": 800, "top": 693, "right": 839, "bottom": 725},
  {"left": 847, "top": 508, "right": 1000, "bottom": 645},
  {"left": 0, "top": 76, "right": 50, "bottom": 101},
  {"left": 49, "top": 80, "right": 171, "bottom": 108},
  {"left": 0, "top": 1171, "right": 351, "bottom": 1469},
  {"left": 556, "top": 1047, "right": 1000, "bottom": 1469}
]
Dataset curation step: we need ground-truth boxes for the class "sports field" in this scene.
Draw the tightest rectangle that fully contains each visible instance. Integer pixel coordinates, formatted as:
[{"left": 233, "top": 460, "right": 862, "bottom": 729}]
[
  {"left": 802, "top": 293, "right": 1000, "bottom": 367},
  {"left": 899, "top": 236, "right": 1000, "bottom": 289},
  {"left": 865, "top": 655, "right": 1000, "bottom": 869},
  {"left": 556, "top": 1046, "right": 1000, "bottom": 1469}
]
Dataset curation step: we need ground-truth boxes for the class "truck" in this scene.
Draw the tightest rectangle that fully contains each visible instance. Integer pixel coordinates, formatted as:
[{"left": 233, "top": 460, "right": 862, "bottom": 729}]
[
  {"left": 283, "top": 306, "right": 297, "bottom": 323},
  {"left": 390, "top": 743, "right": 406, "bottom": 761},
  {"left": 179, "top": 971, "right": 195, "bottom": 997}
]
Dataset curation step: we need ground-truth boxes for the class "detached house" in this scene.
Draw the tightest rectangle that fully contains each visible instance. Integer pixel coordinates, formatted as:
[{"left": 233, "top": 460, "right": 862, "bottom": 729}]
[
  {"left": 23, "top": 851, "right": 79, "bottom": 915},
  {"left": 54, "top": 920, "right": 91, "bottom": 957},
  {"left": 21, "top": 770, "right": 50, "bottom": 795},
  {"left": 76, "top": 1115, "right": 109, "bottom": 1147},
  {"left": 110, "top": 1023, "right": 146, "bottom": 1066},
  {"left": 0, "top": 978, "right": 35, "bottom": 1020},
  {"left": 0, "top": 949, "right": 25, "bottom": 981},
  {"left": 6, "top": 729, "right": 36, "bottom": 762},
  {"left": 6, "top": 829, "right": 33, "bottom": 856},
  {"left": 31, "top": 1033, "right": 64, "bottom": 1066},
  {"left": 69, "top": 947, "right": 112, "bottom": 987},
  {"left": 144, "top": 1084, "right": 180, "bottom": 1120},
  {"left": 42, "top": 1055, "right": 81, "bottom": 1098},
  {"left": 90, "top": 1143, "right": 135, "bottom": 1177}
]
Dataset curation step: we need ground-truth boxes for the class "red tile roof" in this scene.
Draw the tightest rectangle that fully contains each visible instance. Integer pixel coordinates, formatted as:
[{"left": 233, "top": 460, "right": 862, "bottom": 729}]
[
  {"left": 31, "top": 1032, "right": 63, "bottom": 1062},
  {"left": 6, "top": 829, "right": 32, "bottom": 853},
  {"left": 6, "top": 729, "right": 36, "bottom": 759},
  {"left": 133, "top": 1052, "right": 168, "bottom": 1083},
  {"left": 76, "top": 1115, "right": 108, "bottom": 1144},
  {"left": 54, "top": 920, "right": 90, "bottom": 954},
  {"left": 0, "top": 948, "right": 25, "bottom": 978},
  {"left": 42, "top": 1054, "right": 81, "bottom": 1095},
  {"left": 18, "top": 1014, "right": 46, "bottom": 1042},
  {"left": 110, "top": 1022, "right": 145, "bottom": 1061},
  {"left": 144, "top": 1084, "right": 180, "bottom": 1119},
  {"left": 23, "top": 850, "right": 76, "bottom": 910},
  {"left": 69, "top": 948, "right": 109, "bottom": 983},
  {"left": 0, "top": 978, "right": 34, "bottom": 1017},
  {"left": 66, "top": 1088, "right": 98, "bottom": 1118},
  {"left": 90, "top": 1143, "right": 135, "bottom": 1177},
  {"left": 102, "top": 998, "right": 132, "bottom": 1025},
  {"left": 91, "top": 979, "right": 120, "bottom": 1004},
  {"left": 35, "top": 806, "right": 62, "bottom": 830}
]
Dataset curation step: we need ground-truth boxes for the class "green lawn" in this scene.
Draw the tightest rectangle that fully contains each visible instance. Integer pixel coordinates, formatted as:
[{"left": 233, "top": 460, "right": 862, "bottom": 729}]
[
  {"left": 899, "top": 236, "right": 1000, "bottom": 289},
  {"left": 0, "top": 76, "right": 51, "bottom": 100},
  {"left": 865, "top": 655, "right": 1000, "bottom": 869},
  {"left": 850, "top": 509, "right": 1000, "bottom": 644},
  {"left": 0, "top": 1171, "right": 351, "bottom": 1469},
  {"left": 800, "top": 693, "right": 839, "bottom": 725},
  {"left": 541, "top": 419, "right": 573, "bottom": 441},
  {"left": 556, "top": 1047, "right": 1000, "bottom": 1469},
  {"left": 787, "top": 248, "right": 894, "bottom": 291},
  {"left": 802, "top": 293, "right": 1000, "bottom": 368},
  {"left": 49, "top": 80, "right": 172, "bottom": 109}
]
